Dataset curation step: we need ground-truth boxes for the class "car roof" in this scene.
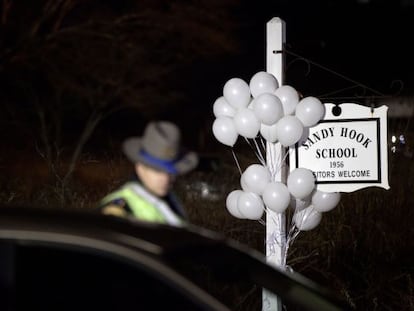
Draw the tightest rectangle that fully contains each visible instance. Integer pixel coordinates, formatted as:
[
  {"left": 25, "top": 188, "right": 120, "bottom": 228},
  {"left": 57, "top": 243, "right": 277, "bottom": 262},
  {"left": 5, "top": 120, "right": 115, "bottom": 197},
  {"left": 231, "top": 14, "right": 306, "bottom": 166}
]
[{"left": 0, "top": 206, "right": 350, "bottom": 311}]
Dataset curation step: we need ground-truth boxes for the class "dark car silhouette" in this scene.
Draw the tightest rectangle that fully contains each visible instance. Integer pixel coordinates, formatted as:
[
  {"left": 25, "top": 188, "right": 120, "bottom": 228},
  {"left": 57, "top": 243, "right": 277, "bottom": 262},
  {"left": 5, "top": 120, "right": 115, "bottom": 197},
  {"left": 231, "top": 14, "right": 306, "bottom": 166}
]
[{"left": 0, "top": 206, "right": 349, "bottom": 311}]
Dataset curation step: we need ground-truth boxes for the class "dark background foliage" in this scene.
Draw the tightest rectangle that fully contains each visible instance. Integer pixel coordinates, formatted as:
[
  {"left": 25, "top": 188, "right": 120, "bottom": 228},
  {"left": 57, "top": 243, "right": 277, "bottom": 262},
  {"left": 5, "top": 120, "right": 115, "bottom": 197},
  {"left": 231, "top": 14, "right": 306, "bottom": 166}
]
[{"left": 2, "top": 0, "right": 414, "bottom": 310}]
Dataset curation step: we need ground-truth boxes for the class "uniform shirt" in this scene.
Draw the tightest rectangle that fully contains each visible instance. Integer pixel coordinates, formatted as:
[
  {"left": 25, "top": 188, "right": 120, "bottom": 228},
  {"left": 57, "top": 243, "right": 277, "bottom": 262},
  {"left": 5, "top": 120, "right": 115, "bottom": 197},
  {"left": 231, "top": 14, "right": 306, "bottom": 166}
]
[{"left": 99, "top": 176, "right": 186, "bottom": 227}]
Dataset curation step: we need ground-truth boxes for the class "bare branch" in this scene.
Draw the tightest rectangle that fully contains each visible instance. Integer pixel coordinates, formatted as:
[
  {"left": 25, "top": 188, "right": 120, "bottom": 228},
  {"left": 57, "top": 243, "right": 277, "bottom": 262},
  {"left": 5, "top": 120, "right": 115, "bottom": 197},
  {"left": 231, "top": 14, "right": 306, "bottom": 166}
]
[{"left": 1, "top": 0, "right": 12, "bottom": 25}]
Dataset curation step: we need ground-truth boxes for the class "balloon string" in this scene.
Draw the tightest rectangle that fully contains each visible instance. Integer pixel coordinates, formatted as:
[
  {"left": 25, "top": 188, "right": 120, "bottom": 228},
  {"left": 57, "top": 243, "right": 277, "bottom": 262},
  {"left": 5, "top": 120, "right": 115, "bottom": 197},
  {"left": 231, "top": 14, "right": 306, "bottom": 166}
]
[
  {"left": 243, "top": 137, "right": 254, "bottom": 155},
  {"left": 260, "top": 136, "right": 266, "bottom": 151},
  {"left": 297, "top": 202, "right": 313, "bottom": 226},
  {"left": 266, "top": 144, "right": 289, "bottom": 181},
  {"left": 259, "top": 136, "right": 268, "bottom": 158},
  {"left": 280, "top": 148, "right": 289, "bottom": 168},
  {"left": 272, "top": 148, "right": 289, "bottom": 180},
  {"left": 231, "top": 148, "right": 243, "bottom": 176},
  {"left": 274, "top": 149, "right": 280, "bottom": 178},
  {"left": 267, "top": 212, "right": 288, "bottom": 269},
  {"left": 244, "top": 136, "right": 252, "bottom": 147},
  {"left": 285, "top": 198, "right": 313, "bottom": 258},
  {"left": 244, "top": 137, "right": 266, "bottom": 166},
  {"left": 253, "top": 138, "right": 266, "bottom": 165},
  {"left": 285, "top": 226, "right": 300, "bottom": 265},
  {"left": 285, "top": 209, "right": 297, "bottom": 257},
  {"left": 269, "top": 213, "right": 286, "bottom": 246}
]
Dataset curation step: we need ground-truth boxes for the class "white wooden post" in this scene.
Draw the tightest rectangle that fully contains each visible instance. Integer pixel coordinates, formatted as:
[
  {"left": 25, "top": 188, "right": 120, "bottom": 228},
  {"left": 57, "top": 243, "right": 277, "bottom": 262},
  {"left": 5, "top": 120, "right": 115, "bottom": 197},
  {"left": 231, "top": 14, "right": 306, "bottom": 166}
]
[{"left": 262, "top": 17, "right": 287, "bottom": 311}]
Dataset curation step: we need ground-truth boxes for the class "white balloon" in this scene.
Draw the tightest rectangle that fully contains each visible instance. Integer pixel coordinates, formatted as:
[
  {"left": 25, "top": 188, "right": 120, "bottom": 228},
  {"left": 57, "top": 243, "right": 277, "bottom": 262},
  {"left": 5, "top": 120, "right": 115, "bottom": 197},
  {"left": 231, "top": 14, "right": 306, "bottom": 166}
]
[
  {"left": 297, "top": 126, "right": 310, "bottom": 146},
  {"left": 276, "top": 115, "right": 304, "bottom": 147},
  {"left": 241, "top": 164, "right": 271, "bottom": 195},
  {"left": 293, "top": 206, "right": 322, "bottom": 231},
  {"left": 223, "top": 78, "right": 251, "bottom": 109},
  {"left": 295, "top": 96, "right": 325, "bottom": 127},
  {"left": 247, "top": 98, "right": 255, "bottom": 110},
  {"left": 312, "top": 190, "right": 341, "bottom": 212},
  {"left": 262, "top": 182, "right": 291, "bottom": 213},
  {"left": 213, "top": 96, "right": 236, "bottom": 118},
  {"left": 249, "top": 71, "right": 279, "bottom": 98},
  {"left": 260, "top": 123, "right": 278, "bottom": 143},
  {"left": 237, "top": 192, "right": 264, "bottom": 220},
  {"left": 287, "top": 168, "right": 316, "bottom": 199},
  {"left": 212, "top": 116, "right": 238, "bottom": 147},
  {"left": 274, "top": 85, "right": 300, "bottom": 115},
  {"left": 233, "top": 107, "right": 260, "bottom": 138},
  {"left": 240, "top": 174, "right": 248, "bottom": 191},
  {"left": 291, "top": 198, "right": 310, "bottom": 212},
  {"left": 226, "top": 190, "right": 245, "bottom": 219},
  {"left": 253, "top": 93, "right": 284, "bottom": 125}
]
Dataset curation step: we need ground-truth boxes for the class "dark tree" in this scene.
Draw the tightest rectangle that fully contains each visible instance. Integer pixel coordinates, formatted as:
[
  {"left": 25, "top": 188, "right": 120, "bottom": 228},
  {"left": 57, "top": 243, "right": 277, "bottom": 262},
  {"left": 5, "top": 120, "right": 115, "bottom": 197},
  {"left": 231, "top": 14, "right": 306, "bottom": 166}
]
[{"left": 0, "top": 0, "right": 241, "bottom": 204}]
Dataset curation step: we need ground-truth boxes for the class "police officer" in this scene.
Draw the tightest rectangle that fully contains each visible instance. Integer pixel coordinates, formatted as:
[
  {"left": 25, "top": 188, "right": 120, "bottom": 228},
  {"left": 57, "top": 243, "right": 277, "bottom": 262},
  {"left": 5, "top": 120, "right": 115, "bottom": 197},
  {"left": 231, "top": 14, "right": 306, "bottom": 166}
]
[{"left": 99, "top": 121, "right": 198, "bottom": 226}]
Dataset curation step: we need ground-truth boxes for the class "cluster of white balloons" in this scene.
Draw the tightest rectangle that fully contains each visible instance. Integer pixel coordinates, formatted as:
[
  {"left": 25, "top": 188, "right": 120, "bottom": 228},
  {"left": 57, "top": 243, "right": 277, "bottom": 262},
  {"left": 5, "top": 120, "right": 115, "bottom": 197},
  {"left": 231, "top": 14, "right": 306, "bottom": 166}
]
[
  {"left": 226, "top": 164, "right": 341, "bottom": 231},
  {"left": 213, "top": 71, "right": 341, "bottom": 231},
  {"left": 212, "top": 71, "right": 326, "bottom": 147}
]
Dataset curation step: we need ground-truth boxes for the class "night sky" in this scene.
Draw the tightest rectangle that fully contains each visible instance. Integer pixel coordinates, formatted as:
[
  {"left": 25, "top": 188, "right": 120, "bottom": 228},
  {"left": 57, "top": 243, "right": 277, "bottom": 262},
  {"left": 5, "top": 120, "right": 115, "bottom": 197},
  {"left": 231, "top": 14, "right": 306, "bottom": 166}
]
[
  {"left": 186, "top": 0, "right": 414, "bottom": 149},
  {"left": 2, "top": 0, "right": 414, "bottom": 151},
  {"left": 233, "top": 0, "right": 414, "bottom": 98}
]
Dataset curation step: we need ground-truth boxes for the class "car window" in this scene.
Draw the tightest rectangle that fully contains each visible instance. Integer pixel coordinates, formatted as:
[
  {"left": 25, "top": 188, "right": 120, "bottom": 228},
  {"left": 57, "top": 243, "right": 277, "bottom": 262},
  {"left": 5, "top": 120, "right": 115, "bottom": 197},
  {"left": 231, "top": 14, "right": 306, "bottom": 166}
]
[
  {"left": 163, "top": 243, "right": 348, "bottom": 311},
  {"left": 165, "top": 243, "right": 265, "bottom": 310},
  {"left": 10, "top": 243, "right": 212, "bottom": 310},
  {"left": 170, "top": 258, "right": 262, "bottom": 310}
]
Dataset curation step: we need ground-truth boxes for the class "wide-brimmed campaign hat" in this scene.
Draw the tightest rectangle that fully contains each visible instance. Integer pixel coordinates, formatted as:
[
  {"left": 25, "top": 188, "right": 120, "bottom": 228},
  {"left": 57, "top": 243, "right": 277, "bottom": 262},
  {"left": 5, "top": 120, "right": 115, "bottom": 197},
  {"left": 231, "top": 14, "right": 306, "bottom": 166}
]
[{"left": 122, "top": 121, "right": 198, "bottom": 175}]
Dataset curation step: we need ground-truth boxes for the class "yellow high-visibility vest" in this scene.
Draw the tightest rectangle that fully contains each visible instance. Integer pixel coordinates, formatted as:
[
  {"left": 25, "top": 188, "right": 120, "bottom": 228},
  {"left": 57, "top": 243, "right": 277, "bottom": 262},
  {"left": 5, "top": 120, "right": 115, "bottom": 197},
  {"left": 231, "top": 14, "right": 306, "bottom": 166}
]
[{"left": 100, "top": 182, "right": 184, "bottom": 226}]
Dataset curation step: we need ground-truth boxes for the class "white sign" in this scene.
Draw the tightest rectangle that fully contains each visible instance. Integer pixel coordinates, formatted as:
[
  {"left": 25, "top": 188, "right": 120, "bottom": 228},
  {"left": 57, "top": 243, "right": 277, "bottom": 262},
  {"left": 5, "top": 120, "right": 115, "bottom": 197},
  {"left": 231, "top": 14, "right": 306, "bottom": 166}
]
[{"left": 290, "top": 103, "right": 390, "bottom": 192}]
